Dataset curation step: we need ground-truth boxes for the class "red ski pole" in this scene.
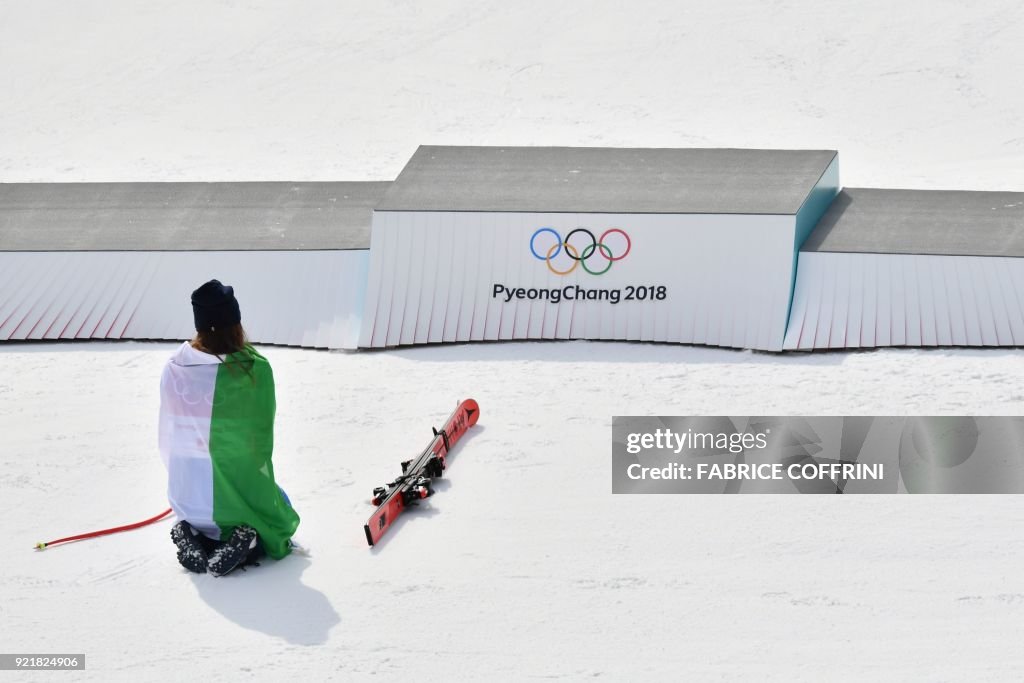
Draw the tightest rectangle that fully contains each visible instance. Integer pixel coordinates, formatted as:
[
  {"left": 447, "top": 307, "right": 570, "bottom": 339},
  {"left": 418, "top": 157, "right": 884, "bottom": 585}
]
[{"left": 34, "top": 508, "right": 173, "bottom": 550}]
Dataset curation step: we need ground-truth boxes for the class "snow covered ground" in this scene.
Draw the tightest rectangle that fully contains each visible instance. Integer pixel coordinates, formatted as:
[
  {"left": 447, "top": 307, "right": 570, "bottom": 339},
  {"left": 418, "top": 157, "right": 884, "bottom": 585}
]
[
  {"left": 3, "top": 1, "right": 1024, "bottom": 681},
  {"left": 6, "top": 343, "right": 1024, "bottom": 680},
  {"left": 2, "top": 0, "right": 1023, "bottom": 189}
]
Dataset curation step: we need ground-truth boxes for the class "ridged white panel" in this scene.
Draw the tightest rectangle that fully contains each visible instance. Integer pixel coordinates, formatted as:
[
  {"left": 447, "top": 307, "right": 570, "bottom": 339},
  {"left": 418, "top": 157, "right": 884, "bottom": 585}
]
[
  {"left": 887, "top": 256, "right": 905, "bottom": 345},
  {"left": 44, "top": 255, "right": 94, "bottom": 339},
  {"left": 318, "top": 251, "right": 346, "bottom": 348},
  {"left": 522, "top": 213, "right": 544, "bottom": 339},
  {"left": 372, "top": 213, "right": 399, "bottom": 347},
  {"left": 560, "top": 215, "right": 585, "bottom": 340},
  {"left": 412, "top": 212, "right": 436, "bottom": 344},
  {"left": 918, "top": 256, "right": 938, "bottom": 346},
  {"left": 958, "top": 259, "right": 983, "bottom": 345},
  {"left": 331, "top": 251, "right": 369, "bottom": 349},
  {"left": 998, "top": 259, "right": 1024, "bottom": 343},
  {"left": 296, "top": 252, "right": 322, "bottom": 348},
  {"left": 983, "top": 259, "right": 1013, "bottom": 345},
  {"left": 397, "top": 212, "right": 426, "bottom": 345},
  {"left": 970, "top": 258, "right": 999, "bottom": 345},
  {"left": 623, "top": 217, "right": 643, "bottom": 342},
  {"left": 860, "top": 255, "right": 878, "bottom": 347},
  {"left": 0, "top": 253, "right": 30, "bottom": 318},
  {"left": 442, "top": 214, "right": 464, "bottom": 342},
  {"left": 0, "top": 252, "right": 62, "bottom": 338},
  {"left": 944, "top": 257, "right": 968, "bottom": 345},
  {"left": 457, "top": 214, "right": 479, "bottom": 341},
  {"left": 110, "top": 255, "right": 159, "bottom": 339},
  {"left": 10, "top": 252, "right": 66, "bottom": 339},
  {"left": 526, "top": 214, "right": 555, "bottom": 340},
  {"left": 517, "top": 213, "right": 543, "bottom": 341},
  {"left": 468, "top": 212, "right": 494, "bottom": 341},
  {"left": 784, "top": 252, "right": 1024, "bottom": 349},
  {"left": 76, "top": 255, "right": 129, "bottom": 338},
  {"left": 455, "top": 212, "right": 479, "bottom": 341},
  {"left": 903, "top": 256, "right": 922, "bottom": 346},
  {"left": 0, "top": 250, "right": 367, "bottom": 349},
  {"left": 802, "top": 254, "right": 827, "bottom": 349},
  {"left": 481, "top": 214, "right": 503, "bottom": 341},
  {"left": 121, "top": 254, "right": 169, "bottom": 341},
  {"left": 783, "top": 253, "right": 811, "bottom": 349},
  {"left": 313, "top": 252, "right": 339, "bottom": 349},
  {"left": 62, "top": 253, "right": 113, "bottom": 338},
  {"left": 845, "top": 252, "right": 864, "bottom": 348},
  {"left": 357, "top": 210, "right": 389, "bottom": 347},
  {"left": 494, "top": 213, "right": 516, "bottom": 340},
  {"left": 25, "top": 253, "right": 85, "bottom": 339},
  {"left": 385, "top": 214, "right": 411, "bottom": 347},
  {"left": 872, "top": 255, "right": 890, "bottom": 346},
  {"left": 828, "top": 252, "right": 851, "bottom": 348},
  {"left": 426, "top": 212, "right": 452, "bottom": 343}
]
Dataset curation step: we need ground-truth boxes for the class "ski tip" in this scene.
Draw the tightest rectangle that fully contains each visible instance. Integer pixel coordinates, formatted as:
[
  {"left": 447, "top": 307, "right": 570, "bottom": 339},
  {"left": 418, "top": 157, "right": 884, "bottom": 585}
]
[
  {"left": 34, "top": 542, "right": 47, "bottom": 551},
  {"left": 364, "top": 525, "right": 375, "bottom": 547},
  {"left": 462, "top": 398, "right": 480, "bottom": 425}
]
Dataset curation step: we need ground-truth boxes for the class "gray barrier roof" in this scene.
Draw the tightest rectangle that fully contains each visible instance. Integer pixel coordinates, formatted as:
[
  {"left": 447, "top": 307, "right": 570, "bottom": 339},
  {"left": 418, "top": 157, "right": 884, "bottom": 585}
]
[
  {"left": 801, "top": 188, "right": 1024, "bottom": 257},
  {"left": 0, "top": 182, "right": 389, "bottom": 251},
  {"left": 377, "top": 146, "right": 838, "bottom": 215}
]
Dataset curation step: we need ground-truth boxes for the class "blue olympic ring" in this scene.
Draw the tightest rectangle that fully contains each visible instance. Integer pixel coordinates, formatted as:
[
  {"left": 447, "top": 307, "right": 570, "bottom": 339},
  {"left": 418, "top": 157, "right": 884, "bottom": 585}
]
[{"left": 530, "top": 227, "right": 562, "bottom": 261}]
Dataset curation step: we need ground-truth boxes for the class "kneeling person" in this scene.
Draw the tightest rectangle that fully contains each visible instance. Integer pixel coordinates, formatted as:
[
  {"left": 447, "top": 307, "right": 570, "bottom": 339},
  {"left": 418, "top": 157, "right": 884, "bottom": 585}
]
[{"left": 159, "top": 279, "right": 300, "bottom": 576}]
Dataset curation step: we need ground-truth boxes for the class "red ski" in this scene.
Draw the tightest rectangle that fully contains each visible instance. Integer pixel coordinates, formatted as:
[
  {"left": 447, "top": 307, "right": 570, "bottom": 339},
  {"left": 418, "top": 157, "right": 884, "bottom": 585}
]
[{"left": 364, "top": 399, "right": 480, "bottom": 547}]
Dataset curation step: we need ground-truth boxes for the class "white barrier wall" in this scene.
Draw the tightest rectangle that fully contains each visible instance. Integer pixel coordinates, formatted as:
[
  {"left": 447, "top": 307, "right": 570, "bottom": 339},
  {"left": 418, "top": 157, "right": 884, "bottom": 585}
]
[
  {"left": 783, "top": 251, "right": 1024, "bottom": 349},
  {"left": 358, "top": 211, "right": 799, "bottom": 350},
  {"left": 0, "top": 250, "right": 368, "bottom": 349}
]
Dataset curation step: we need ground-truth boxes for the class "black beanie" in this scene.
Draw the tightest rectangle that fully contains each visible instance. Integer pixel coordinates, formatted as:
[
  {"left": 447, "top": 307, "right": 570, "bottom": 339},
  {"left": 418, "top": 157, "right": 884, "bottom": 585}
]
[{"left": 191, "top": 279, "right": 241, "bottom": 332}]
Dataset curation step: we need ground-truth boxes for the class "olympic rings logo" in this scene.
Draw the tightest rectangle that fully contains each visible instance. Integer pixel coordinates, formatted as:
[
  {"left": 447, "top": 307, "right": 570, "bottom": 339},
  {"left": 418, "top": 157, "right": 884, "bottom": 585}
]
[{"left": 529, "top": 227, "right": 632, "bottom": 276}]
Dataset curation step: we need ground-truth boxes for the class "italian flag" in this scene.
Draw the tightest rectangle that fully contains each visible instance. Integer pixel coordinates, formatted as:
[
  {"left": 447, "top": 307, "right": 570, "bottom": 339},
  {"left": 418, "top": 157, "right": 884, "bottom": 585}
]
[{"left": 159, "top": 342, "right": 299, "bottom": 559}]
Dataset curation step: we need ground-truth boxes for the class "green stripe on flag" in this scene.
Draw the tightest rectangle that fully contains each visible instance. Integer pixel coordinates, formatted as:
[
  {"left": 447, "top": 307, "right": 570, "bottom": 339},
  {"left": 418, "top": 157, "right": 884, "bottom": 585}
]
[{"left": 208, "top": 347, "right": 300, "bottom": 559}]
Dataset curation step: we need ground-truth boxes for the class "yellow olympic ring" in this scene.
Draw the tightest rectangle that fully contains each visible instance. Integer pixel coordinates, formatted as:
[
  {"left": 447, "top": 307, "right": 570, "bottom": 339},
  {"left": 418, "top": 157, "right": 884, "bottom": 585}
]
[{"left": 546, "top": 241, "right": 580, "bottom": 276}]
